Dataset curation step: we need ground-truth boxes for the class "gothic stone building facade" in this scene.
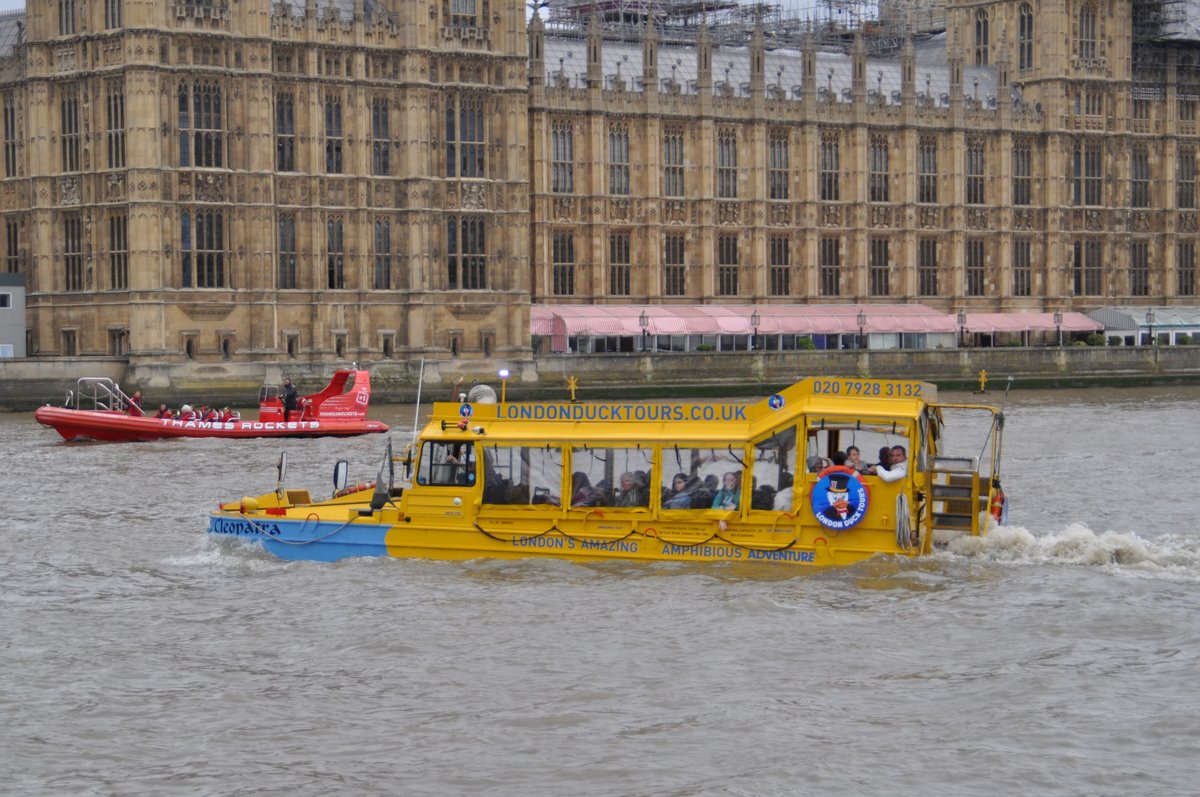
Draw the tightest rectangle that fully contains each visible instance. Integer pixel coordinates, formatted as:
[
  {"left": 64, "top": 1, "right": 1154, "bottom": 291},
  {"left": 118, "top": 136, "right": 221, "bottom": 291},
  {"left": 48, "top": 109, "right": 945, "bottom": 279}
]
[{"left": 0, "top": 0, "right": 1196, "bottom": 364}]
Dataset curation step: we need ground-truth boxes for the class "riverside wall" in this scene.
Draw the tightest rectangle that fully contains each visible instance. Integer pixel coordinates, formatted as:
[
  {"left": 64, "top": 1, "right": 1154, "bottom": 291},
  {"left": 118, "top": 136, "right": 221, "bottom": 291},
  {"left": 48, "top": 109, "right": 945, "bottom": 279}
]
[{"left": 3, "top": 347, "right": 1200, "bottom": 411}]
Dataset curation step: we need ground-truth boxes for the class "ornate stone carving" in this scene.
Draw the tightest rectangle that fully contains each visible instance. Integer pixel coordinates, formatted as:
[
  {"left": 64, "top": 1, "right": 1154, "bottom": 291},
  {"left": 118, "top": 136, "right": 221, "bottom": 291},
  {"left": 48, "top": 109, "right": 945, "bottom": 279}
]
[
  {"left": 106, "top": 174, "right": 126, "bottom": 201},
  {"left": 719, "top": 202, "right": 740, "bottom": 224},
  {"left": 665, "top": 200, "right": 686, "bottom": 224},
  {"left": 967, "top": 208, "right": 989, "bottom": 229},
  {"left": 552, "top": 196, "right": 575, "bottom": 221},
  {"left": 60, "top": 177, "right": 80, "bottom": 206},
  {"left": 1013, "top": 209, "right": 1034, "bottom": 231},
  {"left": 821, "top": 204, "right": 841, "bottom": 226},
  {"left": 870, "top": 205, "right": 891, "bottom": 228},
  {"left": 462, "top": 183, "right": 487, "bottom": 209},
  {"left": 919, "top": 206, "right": 938, "bottom": 229},
  {"left": 195, "top": 173, "right": 225, "bottom": 202},
  {"left": 1132, "top": 211, "right": 1150, "bottom": 233},
  {"left": 1181, "top": 212, "right": 1198, "bottom": 233},
  {"left": 56, "top": 47, "right": 76, "bottom": 72},
  {"left": 771, "top": 203, "right": 791, "bottom": 226},
  {"left": 1085, "top": 210, "right": 1102, "bottom": 231}
]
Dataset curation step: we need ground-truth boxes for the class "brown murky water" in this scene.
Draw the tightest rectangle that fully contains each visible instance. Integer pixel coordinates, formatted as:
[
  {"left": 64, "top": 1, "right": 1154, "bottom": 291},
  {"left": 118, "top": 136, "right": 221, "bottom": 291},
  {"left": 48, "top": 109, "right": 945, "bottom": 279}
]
[{"left": 2, "top": 385, "right": 1198, "bottom": 796}]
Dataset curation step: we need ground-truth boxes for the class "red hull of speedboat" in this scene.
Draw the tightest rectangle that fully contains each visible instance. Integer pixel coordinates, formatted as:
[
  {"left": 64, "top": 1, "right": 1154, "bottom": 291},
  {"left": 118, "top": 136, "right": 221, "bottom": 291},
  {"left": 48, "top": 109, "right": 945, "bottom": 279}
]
[{"left": 34, "top": 407, "right": 388, "bottom": 442}]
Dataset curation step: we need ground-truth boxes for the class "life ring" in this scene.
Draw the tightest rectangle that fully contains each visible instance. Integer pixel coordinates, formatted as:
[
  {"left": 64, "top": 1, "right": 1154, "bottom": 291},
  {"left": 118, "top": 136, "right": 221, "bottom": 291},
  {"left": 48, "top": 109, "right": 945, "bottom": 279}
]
[
  {"left": 990, "top": 487, "right": 1008, "bottom": 525},
  {"left": 334, "top": 480, "right": 375, "bottom": 498}
]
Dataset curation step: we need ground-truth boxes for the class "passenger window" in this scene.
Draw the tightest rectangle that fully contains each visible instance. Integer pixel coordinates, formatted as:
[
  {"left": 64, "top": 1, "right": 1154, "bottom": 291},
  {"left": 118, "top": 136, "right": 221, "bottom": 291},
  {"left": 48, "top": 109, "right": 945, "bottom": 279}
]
[
  {"left": 481, "top": 445, "right": 563, "bottom": 506},
  {"left": 751, "top": 426, "right": 798, "bottom": 511},
  {"left": 570, "top": 446, "right": 653, "bottom": 508},
  {"left": 417, "top": 441, "right": 475, "bottom": 486},
  {"left": 659, "top": 445, "right": 746, "bottom": 510}
]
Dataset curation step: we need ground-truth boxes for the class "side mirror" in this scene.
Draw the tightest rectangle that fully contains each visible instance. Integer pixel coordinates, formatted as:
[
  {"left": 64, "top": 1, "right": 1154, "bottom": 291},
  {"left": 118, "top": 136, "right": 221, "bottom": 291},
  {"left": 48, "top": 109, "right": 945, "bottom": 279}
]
[
  {"left": 333, "top": 459, "right": 349, "bottom": 493},
  {"left": 275, "top": 451, "right": 288, "bottom": 496}
]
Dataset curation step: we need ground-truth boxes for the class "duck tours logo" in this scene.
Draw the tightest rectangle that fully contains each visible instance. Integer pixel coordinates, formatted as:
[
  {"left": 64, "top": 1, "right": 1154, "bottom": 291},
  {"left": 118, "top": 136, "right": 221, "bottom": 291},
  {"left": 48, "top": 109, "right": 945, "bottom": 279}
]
[{"left": 811, "top": 470, "right": 869, "bottom": 530}]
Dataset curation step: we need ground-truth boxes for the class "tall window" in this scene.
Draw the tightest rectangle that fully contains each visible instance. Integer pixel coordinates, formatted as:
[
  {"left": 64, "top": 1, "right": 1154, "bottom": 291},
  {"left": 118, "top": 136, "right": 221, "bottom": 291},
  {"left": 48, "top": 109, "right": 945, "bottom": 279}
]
[
  {"left": 965, "top": 238, "right": 986, "bottom": 296},
  {"left": 4, "top": 218, "right": 19, "bottom": 273},
  {"left": 1178, "top": 148, "right": 1196, "bottom": 209},
  {"left": 1072, "top": 239, "right": 1103, "bottom": 296},
  {"left": 768, "top": 131, "right": 789, "bottom": 200},
  {"left": 179, "top": 82, "right": 224, "bottom": 168},
  {"left": 326, "top": 217, "right": 344, "bottom": 289},
  {"left": 180, "top": 210, "right": 225, "bottom": 288},
  {"left": 608, "top": 124, "right": 629, "bottom": 195},
  {"left": 106, "top": 85, "right": 126, "bottom": 169},
  {"left": 1073, "top": 140, "right": 1102, "bottom": 206},
  {"left": 664, "top": 234, "right": 685, "bottom": 296},
  {"left": 609, "top": 232, "right": 631, "bottom": 295},
  {"left": 551, "top": 120, "right": 573, "bottom": 193},
  {"left": 1019, "top": 4, "right": 1034, "bottom": 70},
  {"left": 552, "top": 231, "right": 574, "bottom": 296},
  {"left": 64, "top": 214, "right": 83, "bottom": 291},
  {"left": 108, "top": 214, "right": 128, "bottom": 290},
  {"left": 1180, "top": 99, "right": 1197, "bottom": 122},
  {"left": 965, "top": 138, "right": 985, "bottom": 205},
  {"left": 1013, "top": 238, "right": 1032, "bottom": 297},
  {"left": 449, "top": 0, "right": 477, "bottom": 27},
  {"left": 275, "top": 92, "right": 295, "bottom": 172},
  {"left": 869, "top": 237, "right": 889, "bottom": 296},
  {"left": 918, "top": 237, "right": 938, "bottom": 296},
  {"left": 663, "top": 126, "right": 684, "bottom": 196},
  {"left": 717, "top": 234, "right": 738, "bottom": 295},
  {"left": 819, "top": 236, "right": 840, "bottom": 297},
  {"left": 60, "top": 89, "right": 80, "bottom": 173},
  {"left": 1178, "top": 241, "right": 1196, "bottom": 296},
  {"left": 277, "top": 214, "right": 297, "bottom": 289},
  {"left": 372, "top": 97, "right": 390, "bottom": 176},
  {"left": 1012, "top": 140, "right": 1032, "bottom": 206},
  {"left": 448, "top": 216, "right": 486, "bottom": 290},
  {"left": 1131, "top": 147, "right": 1150, "bottom": 208},
  {"left": 918, "top": 137, "right": 937, "bottom": 203},
  {"left": 869, "top": 135, "right": 889, "bottom": 203},
  {"left": 446, "top": 95, "right": 484, "bottom": 178},
  {"left": 324, "top": 95, "right": 343, "bottom": 173},
  {"left": 1079, "top": 3, "right": 1098, "bottom": 62},
  {"left": 373, "top": 219, "right": 391, "bottom": 290},
  {"left": 975, "top": 9, "right": 989, "bottom": 66},
  {"left": 1130, "top": 241, "right": 1149, "bottom": 296},
  {"left": 104, "top": 0, "right": 122, "bottom": 28},
  {"left": 717, "top": 127, "right": 737, "bottom": 199},
  {"left": 3, "top": 93, "right": 17, "bottom": 177},
  {"left": 59, "top": 0, "right": 75, "bottom": 35},
  {"left": 769, "top": 236, "right": 790, "bottom": 295},
  {"left": 819, "top": 132, "right": 839, "bottom": 201}
]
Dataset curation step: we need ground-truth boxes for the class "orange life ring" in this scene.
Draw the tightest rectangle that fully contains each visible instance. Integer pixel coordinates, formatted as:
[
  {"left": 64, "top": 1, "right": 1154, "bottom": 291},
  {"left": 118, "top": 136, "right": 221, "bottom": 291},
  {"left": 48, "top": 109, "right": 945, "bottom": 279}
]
[
  {"left": 334, "top": 480, "right": 375, "bottom": 498},
  {"left": 990, "top": 488, "right": 1008, "bottom": 524}
]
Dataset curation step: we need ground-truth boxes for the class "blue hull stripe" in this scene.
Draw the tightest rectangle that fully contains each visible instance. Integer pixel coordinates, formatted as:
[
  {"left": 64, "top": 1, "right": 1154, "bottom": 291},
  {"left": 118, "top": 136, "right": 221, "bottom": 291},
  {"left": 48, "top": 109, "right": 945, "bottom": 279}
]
[{"left": 207, "top": 516, "right": 389, "bottom": 563}]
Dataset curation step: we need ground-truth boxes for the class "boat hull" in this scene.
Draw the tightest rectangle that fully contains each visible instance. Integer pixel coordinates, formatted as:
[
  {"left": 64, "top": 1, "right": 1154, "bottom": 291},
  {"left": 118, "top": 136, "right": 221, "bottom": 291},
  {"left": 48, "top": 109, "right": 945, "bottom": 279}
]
[
  {"left": 207, "top": 507, "right": 904, "bottom": 568},
  {"left": 35, "top": 407, "right": 388, "bottom": 442}
]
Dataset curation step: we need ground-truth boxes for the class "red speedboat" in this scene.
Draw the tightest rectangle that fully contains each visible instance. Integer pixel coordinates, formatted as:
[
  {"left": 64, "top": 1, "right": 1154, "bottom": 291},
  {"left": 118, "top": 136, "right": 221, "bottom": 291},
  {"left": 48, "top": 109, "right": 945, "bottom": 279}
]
[{"left": 35, "top": 370, "right": 389, "bottom": 442}]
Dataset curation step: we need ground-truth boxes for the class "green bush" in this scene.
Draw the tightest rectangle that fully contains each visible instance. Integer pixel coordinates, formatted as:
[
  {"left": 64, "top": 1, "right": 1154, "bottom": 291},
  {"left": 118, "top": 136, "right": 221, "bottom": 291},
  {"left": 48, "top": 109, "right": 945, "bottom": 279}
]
[
  {"left": 1177, "top": 333, "right": 1192, "bottom": 345},
  {"left": 1107, "top": 336, "right": 1123, "bottom": 346},
  {"left": 1085, "top": 332, "right": 1106, "bottom": 346},
  {"left": 1073, "top": 340, "right": 1088, "bottom": 347},
  {"left": 695, "top": 344, "right": 714, "bottom": 352},
  {"left": 797, "top": 336, "right": 816, "bottom": 350}
]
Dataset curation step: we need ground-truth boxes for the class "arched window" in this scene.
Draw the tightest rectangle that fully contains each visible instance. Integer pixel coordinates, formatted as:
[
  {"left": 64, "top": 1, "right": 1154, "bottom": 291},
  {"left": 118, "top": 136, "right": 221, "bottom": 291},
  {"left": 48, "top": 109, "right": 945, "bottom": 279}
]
[
  {"left": 1079, "top": 3, "right": 1098, "bottom": 61},
  {"left": 975, "top": 9, "right": 989, "bottom": 66},
  {"left": 1019, "top": 4, "right": 1034, "bottom": 70}
]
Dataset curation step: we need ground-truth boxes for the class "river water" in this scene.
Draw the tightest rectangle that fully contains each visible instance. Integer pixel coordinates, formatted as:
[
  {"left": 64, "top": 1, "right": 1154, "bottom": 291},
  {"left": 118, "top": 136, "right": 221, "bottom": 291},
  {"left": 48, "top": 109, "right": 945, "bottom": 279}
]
[{"left": 2, "top": 386, "right": 1199, "bottom": 797}]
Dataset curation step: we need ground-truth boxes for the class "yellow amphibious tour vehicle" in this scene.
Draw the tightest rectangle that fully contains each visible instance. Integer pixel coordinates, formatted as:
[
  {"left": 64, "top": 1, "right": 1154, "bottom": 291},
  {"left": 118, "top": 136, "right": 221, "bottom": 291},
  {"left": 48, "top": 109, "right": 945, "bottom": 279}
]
[{"left": 209, "top": 376, "right": 1007, "bottom": 566}]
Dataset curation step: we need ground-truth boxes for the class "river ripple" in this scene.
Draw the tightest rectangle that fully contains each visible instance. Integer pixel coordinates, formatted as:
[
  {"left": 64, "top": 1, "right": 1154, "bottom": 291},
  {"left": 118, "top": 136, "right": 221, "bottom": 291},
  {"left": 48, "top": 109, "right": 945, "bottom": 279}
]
[{"left": 2, "top": 386, "right": 1199, "bottom": 796}]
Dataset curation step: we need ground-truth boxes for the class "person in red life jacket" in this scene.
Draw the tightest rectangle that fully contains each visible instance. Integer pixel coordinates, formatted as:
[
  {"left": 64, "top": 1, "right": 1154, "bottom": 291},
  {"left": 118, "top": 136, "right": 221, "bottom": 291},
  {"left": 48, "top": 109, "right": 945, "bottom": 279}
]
[
  {"left": 153, "top": 403, "right": 174, "bottom": 419},
  {"left": 127, "top": 390, "right": 144, "bottom": 416},
  {"left": 199, "top": 405, "right": 218, "bottom": 422},
  {"left": 178, "top": 404, "right": 195, "bottom": 421},
  {"left": 219, "top": 406, "right": 237, "bottom": 422}
]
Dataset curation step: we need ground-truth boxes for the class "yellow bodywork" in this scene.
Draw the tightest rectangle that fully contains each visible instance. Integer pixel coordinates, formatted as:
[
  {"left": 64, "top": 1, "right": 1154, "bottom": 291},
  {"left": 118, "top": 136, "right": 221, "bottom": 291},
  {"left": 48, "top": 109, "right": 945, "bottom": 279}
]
[{"left": 214, "top": 377, "right": 1005, "bottom": 568}]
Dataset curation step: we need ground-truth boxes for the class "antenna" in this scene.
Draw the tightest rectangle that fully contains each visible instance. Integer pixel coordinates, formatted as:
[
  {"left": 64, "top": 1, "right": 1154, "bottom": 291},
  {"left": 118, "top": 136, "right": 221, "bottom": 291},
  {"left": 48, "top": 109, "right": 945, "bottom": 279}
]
[{"left": 410, "top": 357, "right": 425, "bottom": 457}]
